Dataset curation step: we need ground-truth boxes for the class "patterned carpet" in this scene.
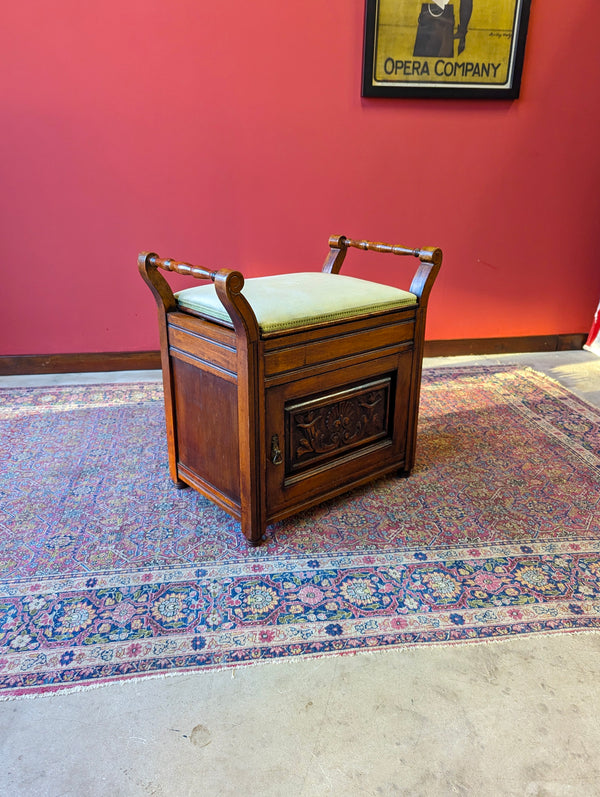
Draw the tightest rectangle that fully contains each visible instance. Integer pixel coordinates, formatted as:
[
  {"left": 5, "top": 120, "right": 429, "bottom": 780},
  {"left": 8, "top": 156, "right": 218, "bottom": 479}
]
[{"left": 1, "top": 366, "right": 599, "bottom": 698}]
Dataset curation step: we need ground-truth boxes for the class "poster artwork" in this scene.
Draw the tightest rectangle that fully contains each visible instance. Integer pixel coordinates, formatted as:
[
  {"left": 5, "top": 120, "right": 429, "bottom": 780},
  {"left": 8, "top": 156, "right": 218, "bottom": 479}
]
[{"left": 362, "top": 0, "right": 531, "bottom": 98}]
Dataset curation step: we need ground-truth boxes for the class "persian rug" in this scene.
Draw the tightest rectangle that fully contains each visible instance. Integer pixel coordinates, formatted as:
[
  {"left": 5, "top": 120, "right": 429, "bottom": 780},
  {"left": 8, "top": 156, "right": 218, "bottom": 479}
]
[{"left": 1, "top": 366, "right": 599, "bottom": 699}]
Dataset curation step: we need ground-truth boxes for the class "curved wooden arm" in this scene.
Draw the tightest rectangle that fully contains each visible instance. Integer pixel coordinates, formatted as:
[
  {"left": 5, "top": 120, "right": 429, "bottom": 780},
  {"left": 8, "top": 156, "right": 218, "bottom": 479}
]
[
  {"left": 138, "top": 252, "right": 222, "bottom": 310},
  {"left": 138, "top": 251, "right": 178, "bottom": 313},
  {"left": 322, "top": 235, "right": 442, "bottom": 306},
  {"left": 329, "top": 235, "right": 442, "bottom": 264},
  {"left": 144, "top": 253, "right": 219, "bottom": 282},
  {"left": 138, "top": 251, "right": 260, "bottom": 341}
]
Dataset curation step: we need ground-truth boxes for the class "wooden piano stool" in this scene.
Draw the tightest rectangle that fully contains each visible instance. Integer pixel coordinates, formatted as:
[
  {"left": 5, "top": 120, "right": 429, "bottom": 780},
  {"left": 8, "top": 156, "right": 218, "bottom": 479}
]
[{"left": 139, "top": 235, "right": 442, "bottom": 546}]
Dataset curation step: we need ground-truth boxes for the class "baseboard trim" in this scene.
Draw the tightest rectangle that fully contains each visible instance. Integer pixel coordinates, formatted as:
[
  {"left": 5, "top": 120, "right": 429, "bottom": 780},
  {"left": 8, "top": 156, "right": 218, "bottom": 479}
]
[
  {"left": 0, "top": 335, "right": 588, "bottom": 376},
  {"left": 423, "top": 334, "right": 587, "bottom": 358},
  {"left": 0, "top": 351, "right": 162, "bottom": 376}
]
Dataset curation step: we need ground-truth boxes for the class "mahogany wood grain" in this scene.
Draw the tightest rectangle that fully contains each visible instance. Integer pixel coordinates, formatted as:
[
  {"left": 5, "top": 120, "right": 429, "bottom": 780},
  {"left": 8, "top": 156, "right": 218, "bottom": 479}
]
[
  {"left": 263, "top": 317, "right": 415, "bottom": 379},
  {"left": 139, "top": 235, "right": 442, "bottom": 545}
]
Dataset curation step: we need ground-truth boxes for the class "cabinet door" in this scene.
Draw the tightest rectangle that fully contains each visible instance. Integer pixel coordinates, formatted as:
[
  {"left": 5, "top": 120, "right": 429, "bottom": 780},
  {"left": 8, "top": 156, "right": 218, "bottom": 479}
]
[{"left": 265, "top": 350, "right": 413, "bottom": 520}]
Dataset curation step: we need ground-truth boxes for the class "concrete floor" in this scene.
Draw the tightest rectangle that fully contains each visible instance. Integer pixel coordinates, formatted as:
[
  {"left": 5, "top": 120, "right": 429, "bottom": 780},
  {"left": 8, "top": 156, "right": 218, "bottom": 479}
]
[{"left": 1, "top": 351, "right": 600, "bottom": 797}]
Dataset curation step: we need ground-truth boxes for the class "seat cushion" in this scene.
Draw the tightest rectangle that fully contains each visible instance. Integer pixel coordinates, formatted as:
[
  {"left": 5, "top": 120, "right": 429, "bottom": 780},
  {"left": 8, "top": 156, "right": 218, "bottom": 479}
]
[{"left": 175, "top": 272, "right": 417, "bottom": 334}]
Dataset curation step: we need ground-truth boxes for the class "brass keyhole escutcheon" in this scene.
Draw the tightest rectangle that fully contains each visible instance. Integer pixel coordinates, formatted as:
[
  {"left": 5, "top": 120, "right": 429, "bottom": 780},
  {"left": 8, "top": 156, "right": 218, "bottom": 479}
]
[{"left": 270, "top": 434, "right": 283, "bottom": 465}]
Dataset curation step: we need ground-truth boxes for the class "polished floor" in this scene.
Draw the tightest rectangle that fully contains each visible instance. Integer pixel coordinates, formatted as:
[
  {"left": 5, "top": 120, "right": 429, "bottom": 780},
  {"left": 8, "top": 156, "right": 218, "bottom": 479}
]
[{"left": 1, "top": 351, "right": 599, "bottom": 796}]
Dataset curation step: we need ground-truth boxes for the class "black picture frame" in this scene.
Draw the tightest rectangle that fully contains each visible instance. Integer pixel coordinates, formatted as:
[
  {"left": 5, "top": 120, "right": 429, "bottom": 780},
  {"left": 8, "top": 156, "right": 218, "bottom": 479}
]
[{"left": 362, "top": 0, "right": 532, "bottom": 99}]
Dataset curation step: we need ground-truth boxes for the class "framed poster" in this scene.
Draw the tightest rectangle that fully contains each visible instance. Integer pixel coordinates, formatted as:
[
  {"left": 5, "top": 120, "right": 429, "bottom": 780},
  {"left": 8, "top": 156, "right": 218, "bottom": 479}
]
[{"left": 362, "top": 0, "right": 532, "bottom": 99}]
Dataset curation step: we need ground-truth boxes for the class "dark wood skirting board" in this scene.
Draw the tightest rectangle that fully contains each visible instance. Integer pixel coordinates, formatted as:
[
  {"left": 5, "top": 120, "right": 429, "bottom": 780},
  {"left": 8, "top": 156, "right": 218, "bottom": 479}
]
[
  {"left": 0, "top": 350, "right": 162, "bottom": 376},
  {"left": 423, "top": 333, "right": 587, "bottom": 358},
  {"left": 0, "top": 335, "right": 588, "bottom": 376}
]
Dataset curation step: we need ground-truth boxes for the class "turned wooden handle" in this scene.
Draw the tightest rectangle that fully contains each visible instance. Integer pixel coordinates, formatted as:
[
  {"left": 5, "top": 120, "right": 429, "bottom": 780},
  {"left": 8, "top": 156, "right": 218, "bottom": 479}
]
[
  {"left": 144, "top": 253, "right": 219, "bottom": 282},
  {"left": 328, "top": 235, "right": 442, "bottom": 265}
]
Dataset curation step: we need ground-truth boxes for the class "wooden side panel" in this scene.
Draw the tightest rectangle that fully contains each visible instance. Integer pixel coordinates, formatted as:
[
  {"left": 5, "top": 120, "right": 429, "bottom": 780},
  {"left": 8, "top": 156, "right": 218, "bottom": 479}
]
[{"left": 172, "top": 357, "right": 240, "bottom": 504}]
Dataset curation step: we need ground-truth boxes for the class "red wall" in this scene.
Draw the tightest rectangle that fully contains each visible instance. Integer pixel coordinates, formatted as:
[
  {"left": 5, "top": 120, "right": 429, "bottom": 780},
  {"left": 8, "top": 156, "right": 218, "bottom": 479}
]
[{"left": 3, "top": 0, "right": 600, "bottom": 355}]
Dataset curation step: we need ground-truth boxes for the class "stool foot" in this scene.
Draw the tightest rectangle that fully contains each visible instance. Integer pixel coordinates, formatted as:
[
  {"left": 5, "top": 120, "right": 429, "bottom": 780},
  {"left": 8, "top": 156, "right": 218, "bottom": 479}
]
[{"left": 241, "top": 516, "right": 266, "bottom": 547}]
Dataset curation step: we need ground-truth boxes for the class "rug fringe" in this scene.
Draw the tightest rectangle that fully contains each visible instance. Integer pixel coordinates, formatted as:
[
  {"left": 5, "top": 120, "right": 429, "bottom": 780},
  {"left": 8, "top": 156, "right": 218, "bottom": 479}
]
[{"left": 3, "top": 626, "right": 599, "bottom": 702}]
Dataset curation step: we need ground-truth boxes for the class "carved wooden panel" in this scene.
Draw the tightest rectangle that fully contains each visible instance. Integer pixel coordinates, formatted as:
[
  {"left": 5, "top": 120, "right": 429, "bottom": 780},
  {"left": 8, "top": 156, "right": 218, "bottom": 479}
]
[{"left": 285, "top": 377, "right": 392, "bottom": 473}]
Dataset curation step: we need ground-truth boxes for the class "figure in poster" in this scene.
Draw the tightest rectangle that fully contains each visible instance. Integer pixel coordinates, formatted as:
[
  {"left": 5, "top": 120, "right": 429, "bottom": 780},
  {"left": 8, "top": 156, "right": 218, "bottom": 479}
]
[
  {"left": 413, "top": 0, "right": 473, "bottom": 58},
  {"left": 455, "top": 0, "right": 473, "bottom": 55}
]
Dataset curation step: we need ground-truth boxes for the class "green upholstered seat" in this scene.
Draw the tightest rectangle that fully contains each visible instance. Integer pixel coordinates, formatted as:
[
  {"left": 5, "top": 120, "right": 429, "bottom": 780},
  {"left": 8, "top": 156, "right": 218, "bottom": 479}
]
[{"left": 175, "top": 272, "right": 417, "bottom": 334}]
